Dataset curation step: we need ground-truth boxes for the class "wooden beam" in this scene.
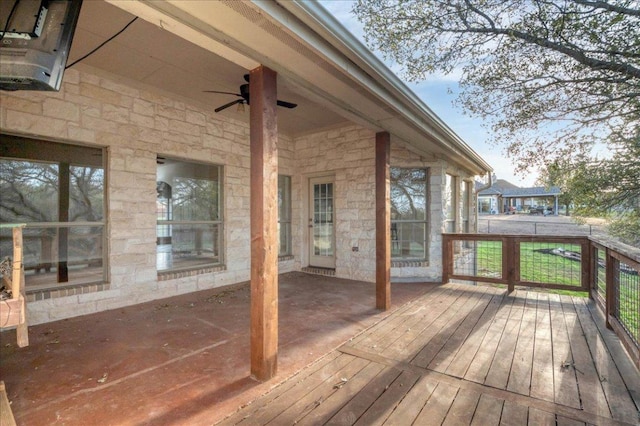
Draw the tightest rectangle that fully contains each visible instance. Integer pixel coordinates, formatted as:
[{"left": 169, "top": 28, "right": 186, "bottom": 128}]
[
  {"left": 250, "top": 65, "right": 279, "bottom": 381},
  {"left": 376, "top": 131, "right": 391, "bottom": 310}
]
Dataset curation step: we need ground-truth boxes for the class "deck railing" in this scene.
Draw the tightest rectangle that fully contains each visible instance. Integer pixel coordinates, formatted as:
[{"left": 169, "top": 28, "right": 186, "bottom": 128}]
[{"left": 442, "top": 233, "right": 639, "bottom": 369}]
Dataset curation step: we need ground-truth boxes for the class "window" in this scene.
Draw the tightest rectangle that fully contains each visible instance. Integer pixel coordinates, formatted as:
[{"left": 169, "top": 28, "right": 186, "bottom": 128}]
[
  {"left": 462, "top": 180, "right": 472, "bottom": 233},
  {"left": 278, "top": 175, "right": 292, "bottom": 257},
  {"left": 0, "top": 137, "right": 106, "bottom": 291},
  {"left": 445, "top": 174, "right": 457, "bottom": 232},
  {"left": 156, "top": 157, "right": 222, "bottom": 272},
  {"left": 390, "top": 168, "right": 428, "bottom": 260}
]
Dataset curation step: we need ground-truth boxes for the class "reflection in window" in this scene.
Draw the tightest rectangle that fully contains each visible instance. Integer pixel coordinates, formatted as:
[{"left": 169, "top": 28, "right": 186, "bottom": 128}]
[
  {"left": 278, "top": 175, "right": 292, "bottom": 256},
  {"left": 445, "top": 174, "right": 457, "bottom": 233},
  {"left": 0, "top": 138, "right": 105, "bottom": 291},
  {"left": 391, "top": 168, "right": 428, "bottom": 260},
  {"left": 156, "top": 157, "right": 222, "bottom": 272}
]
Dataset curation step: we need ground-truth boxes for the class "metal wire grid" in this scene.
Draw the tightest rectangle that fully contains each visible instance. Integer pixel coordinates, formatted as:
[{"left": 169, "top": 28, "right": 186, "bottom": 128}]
[
  {"left": 595, "top": 247, "right": 607, "bottom": 299},
  {"left": 615, "top": 260, "right": 639, "bottom": 346},
  {"left": 453, "top": 240, "right": 502, "bottom": 279},
  {"left": 519, "top": 242, "right": 582, "bottom": 287}
]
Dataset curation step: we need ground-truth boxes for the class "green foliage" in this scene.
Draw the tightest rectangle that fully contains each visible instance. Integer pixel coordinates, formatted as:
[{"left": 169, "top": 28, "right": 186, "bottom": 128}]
[{"left": 353, "top": 0, "right": 640, "bottom": 245}]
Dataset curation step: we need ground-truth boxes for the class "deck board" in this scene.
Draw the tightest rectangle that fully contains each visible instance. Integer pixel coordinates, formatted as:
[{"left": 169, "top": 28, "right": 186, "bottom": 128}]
[
  {"left": 443, "top": 387, "right": 481, "bottom": 425},
  {"left": 296, "top": 362, "right": 384, "bottom": 426},
  {"left": 559, "top": 295, "right": 611, "bottom": 418},
  {"left": 219, "top": 284, "right": 640, "bottom": 426},
  {"left": 549, "top": 293, "right": 582, "bottom": 409},
  {"left": 500, "top": 400, "right": 529, "bottom": 425},
  {"left": 445, "top": 289, "right": 506, "bottom": 378},
  {"left": 382, "top": 375, "right": 438, "bottom": 425},
  {"left": 572, "top": 296, "right": 638, "bottom": 422},
  {"left": 530, "top": 292, "right": 556, "bottom": 402},
  {"left": 506, "top": 291, "right": 537, "bottom": 396},
  {"left": 483, "top": 290, "right": 526, "bottom": 388}
]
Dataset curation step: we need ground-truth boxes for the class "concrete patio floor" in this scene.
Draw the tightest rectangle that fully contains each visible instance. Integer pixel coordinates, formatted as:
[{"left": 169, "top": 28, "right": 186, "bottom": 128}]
[{"left": 0, "top": 272, "right": 432, "bottom": 425}]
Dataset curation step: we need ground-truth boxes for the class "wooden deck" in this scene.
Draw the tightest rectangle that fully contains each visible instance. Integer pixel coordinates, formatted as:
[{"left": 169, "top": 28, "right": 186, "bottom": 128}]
[{"left": 219, "top": 283, "right": 640, "bottom": 425}]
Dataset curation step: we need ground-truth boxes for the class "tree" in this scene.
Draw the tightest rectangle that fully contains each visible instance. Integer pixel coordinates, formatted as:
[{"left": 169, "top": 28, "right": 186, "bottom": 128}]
[
  {"left": 539, "top": 133, "right": 640, "bottom": 246},
  {"left": 353, "top": 0, "right": 640, "bottom": 245}
]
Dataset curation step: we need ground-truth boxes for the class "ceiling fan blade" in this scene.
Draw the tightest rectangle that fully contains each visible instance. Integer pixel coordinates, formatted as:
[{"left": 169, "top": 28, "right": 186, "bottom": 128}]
[
  {"left": 204, "top": 90, "right": 242, "bottom": 96},
  {"left": 277, "top": 100, "right": 298, "bottom": 109},
  {"left": 215, "top": 99, "right": 243, "bottom": 113}
]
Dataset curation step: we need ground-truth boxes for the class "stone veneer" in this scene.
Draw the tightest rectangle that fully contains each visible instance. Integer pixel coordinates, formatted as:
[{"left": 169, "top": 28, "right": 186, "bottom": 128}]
[{"left": 0, "top": 65, "right": 475, "bottom": 324}]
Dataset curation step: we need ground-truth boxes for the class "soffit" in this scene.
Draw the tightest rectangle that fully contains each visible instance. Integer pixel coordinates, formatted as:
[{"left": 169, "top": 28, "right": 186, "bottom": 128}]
[
  {"left": 70, "top": 0, "right": 347, "bottom": 136},
  {"left": 69, "top": 0, "right": 488, "bottom": 174}
]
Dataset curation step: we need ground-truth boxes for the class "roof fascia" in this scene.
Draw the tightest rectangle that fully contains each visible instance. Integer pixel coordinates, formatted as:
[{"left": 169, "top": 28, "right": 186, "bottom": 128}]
[{"left": 270, "top": 0, "right": 492, "bottom": 173}]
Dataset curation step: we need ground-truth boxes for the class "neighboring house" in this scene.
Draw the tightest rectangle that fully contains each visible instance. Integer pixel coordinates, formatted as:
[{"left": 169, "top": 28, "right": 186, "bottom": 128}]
[
  {"left": 478, "top": 180, "right": 562, "bottom": 214},
  {"left": 0, "top": 1, "right": 491, "bottom": 378}
]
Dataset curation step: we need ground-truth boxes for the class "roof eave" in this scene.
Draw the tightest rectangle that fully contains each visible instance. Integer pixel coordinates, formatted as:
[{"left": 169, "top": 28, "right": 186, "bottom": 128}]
[{"left": 269, "top": 0, "right": 492, "bottom": 175}]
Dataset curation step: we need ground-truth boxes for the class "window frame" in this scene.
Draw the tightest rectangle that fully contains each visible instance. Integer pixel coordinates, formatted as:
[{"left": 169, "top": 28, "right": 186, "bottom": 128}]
[
  {"left": 278, "top": 174, "right": 292, "bottom": 257},
  {"left": 156, "top": 156, "right": 224, "bottom": 273},
  {"left": 1, "top": 136, "right": 107, "bottom": 291},
  {"left": 390, "top": 167, "right": 430, "bottom": 261}
]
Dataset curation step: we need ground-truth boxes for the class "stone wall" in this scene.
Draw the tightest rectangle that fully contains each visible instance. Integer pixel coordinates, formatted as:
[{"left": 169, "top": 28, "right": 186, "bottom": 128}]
[
  {"left": 0, "top": 66, "right": 295, "bottom": 324},
  {"left": 0, "top": 65, "right": 477, "bottom": 324}
]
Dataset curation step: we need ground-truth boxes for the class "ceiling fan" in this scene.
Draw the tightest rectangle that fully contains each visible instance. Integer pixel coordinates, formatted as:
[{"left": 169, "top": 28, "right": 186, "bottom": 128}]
[{"left": 204, "top": 74, "right": 297, "bottom": 113}]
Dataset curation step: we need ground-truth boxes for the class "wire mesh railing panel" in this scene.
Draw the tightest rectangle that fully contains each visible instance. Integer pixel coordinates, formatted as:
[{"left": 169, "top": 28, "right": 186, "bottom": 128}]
[
  {"left": 452, "top": 240, "right": 502, "bottom": 279},
  {"left": 615, "top": 260, "right": 639, "bottom": 346},
  {"left": 595, "top": 247, "right": 606, "bottom": 299},
  {"left": 519, "top": 242, "right": 583, "bottom": 287}
]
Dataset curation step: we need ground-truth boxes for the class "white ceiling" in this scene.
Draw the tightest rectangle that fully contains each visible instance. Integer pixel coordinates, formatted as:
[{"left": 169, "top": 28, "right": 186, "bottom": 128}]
[{"left": 68, "top": 0, "right": 349, "bottom": 137}]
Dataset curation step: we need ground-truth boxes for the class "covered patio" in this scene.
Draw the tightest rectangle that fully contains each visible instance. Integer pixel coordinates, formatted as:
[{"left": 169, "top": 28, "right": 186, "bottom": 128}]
[
  {"left": 2, "top": 278, "right": 638, "bottom": 425},
  {"left": 0, "top": 273, "right": 431, "bottom": 425}
]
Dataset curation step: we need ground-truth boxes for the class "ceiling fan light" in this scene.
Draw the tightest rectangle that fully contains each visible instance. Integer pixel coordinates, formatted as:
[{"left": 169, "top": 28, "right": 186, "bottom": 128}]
[{"left": 237, "top": 102, "right": 245, "bottom": 113}]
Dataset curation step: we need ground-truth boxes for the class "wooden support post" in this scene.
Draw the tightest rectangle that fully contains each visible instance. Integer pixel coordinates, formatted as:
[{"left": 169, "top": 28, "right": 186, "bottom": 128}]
[
  {"left": 250, "top": 65, "right": 279, "bottom": 381},
  {"left": 375, "top": 131, "right": 391, "bottom": 311}
]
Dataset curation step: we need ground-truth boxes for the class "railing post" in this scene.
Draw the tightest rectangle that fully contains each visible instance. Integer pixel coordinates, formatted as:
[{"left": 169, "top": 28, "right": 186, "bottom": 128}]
[
  {"left": 505, "top": 237, "right": 516, "bottom": 293},
  {"left": 581, "top": 239, "right": 591, "bottom": 293},
  {"left": 442, "top": 234, "right": 451, "bottom": 284},
  {"left": 605, "top": 248, "right": 616, "bottom": 330}
]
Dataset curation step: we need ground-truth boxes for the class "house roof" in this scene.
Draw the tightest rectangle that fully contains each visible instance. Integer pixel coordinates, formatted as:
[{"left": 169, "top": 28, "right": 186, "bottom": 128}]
[
  {"left": 501, "top": 186, "right": 562, "bottom": 197},
  {"left": 72, "top": 0, "right": 491, "bottom": 175},
  {"left": 479, "top": 184, "right": 562, "bottom": 197}
]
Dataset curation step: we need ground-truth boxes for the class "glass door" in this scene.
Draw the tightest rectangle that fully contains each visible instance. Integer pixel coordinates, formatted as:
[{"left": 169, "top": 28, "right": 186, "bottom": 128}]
[{"left": 309, "top": 177, "right": 335, "bottom": 268}]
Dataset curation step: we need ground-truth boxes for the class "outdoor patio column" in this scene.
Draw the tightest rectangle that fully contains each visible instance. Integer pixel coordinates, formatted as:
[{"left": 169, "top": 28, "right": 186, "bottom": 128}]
[
  {"left": 375, "top": 131, "right": 391, "bottom": 310},
  {"left": 249, "top": 65, "right": 279, "bottom": 381}
]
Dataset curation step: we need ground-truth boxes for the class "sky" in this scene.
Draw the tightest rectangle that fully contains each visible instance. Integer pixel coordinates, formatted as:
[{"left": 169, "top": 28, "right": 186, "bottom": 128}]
[{"left": 319, "top": 0, "right": 537, "bottom": 187}]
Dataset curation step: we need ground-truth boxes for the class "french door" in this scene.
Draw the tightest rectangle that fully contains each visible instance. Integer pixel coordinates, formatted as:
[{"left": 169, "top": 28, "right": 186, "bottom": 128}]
[{"left": 309, "top": 177, "right": 335, "bottom": 268}]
